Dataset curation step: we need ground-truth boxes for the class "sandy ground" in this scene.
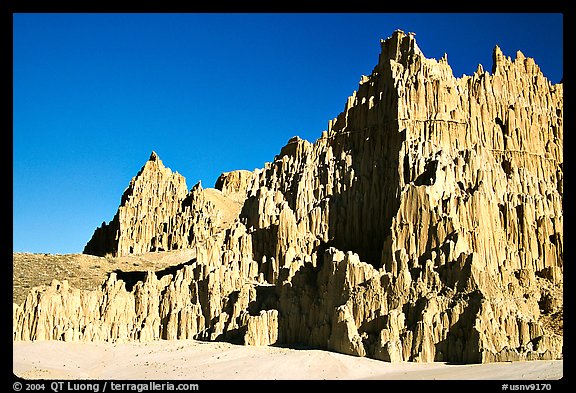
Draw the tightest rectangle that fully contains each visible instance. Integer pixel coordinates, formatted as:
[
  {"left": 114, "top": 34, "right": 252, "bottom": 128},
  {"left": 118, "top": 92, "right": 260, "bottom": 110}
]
[{"left": 13, "top": 340, "right": 563, "bottom": 380}]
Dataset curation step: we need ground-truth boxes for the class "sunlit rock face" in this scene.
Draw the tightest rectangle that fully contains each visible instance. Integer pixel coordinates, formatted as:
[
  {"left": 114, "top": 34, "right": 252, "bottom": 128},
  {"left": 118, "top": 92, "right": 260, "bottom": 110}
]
[{"left": 15, "top": 30, "right": 562, "bottom": 363}]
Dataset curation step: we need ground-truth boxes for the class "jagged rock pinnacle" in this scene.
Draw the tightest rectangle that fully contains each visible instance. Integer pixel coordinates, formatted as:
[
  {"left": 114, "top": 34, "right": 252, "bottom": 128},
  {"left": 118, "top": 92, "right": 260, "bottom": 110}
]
[
  {"left": 149, "top": 151, "right": 159, "bottom": 162},
  {"left": 15, "top": 31, "right": 563, "bottom": 365},
  {"left": 492, "top": 45, "right": 505, "bottom": 74},
  {"left": 378, "top": 29, "right": 422, "bottom": 67}
]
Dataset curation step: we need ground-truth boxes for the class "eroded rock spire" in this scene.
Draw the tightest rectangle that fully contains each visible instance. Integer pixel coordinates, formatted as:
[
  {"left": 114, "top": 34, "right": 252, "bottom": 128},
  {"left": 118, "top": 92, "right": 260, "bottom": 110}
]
[{"left": 14, "top": 31, "right": 563, "bottom": 364}]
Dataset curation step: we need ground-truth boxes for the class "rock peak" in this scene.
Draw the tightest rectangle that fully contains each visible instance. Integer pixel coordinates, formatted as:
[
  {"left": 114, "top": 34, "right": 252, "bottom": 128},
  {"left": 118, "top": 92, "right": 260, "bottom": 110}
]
[
  {"left": 492, "top": 45, "right": 505, "bottom": 73},
  {"left": 378, "top": 29, "right": 422, "bottom": 66},
  {"left": 149, "top": 151, "right": 159, "bottom": 162}
]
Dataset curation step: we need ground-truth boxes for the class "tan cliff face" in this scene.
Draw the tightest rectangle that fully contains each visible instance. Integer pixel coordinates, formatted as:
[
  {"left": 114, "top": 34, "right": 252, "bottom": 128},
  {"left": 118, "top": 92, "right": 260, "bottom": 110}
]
[{"left": 14, "top": 30, "right": 562, "bottom": 364}]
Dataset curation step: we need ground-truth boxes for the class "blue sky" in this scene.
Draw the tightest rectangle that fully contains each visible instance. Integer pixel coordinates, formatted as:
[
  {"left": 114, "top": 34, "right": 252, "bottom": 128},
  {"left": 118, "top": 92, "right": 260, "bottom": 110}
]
[{"left": 13, "top": 13, "right": 563, "bottom": 254}]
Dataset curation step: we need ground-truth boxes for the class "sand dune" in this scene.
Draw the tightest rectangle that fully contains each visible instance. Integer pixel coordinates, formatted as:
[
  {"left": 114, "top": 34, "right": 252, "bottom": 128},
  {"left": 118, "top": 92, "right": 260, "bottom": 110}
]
[{"left": 13, "top": 340, "right": 562, "bottom": 380}]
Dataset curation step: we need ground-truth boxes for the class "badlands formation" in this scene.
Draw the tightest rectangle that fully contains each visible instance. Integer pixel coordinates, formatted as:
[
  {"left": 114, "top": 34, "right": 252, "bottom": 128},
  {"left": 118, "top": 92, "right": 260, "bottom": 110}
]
[{"left": 13, "top": 30, "right": 563, "bottom": 364}]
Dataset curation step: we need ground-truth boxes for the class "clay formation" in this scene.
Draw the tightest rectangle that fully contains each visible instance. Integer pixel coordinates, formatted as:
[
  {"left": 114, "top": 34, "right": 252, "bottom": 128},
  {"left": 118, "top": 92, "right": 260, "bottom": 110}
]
[{"left": 14, "top": 30, "right": 563, "bottom": 363}]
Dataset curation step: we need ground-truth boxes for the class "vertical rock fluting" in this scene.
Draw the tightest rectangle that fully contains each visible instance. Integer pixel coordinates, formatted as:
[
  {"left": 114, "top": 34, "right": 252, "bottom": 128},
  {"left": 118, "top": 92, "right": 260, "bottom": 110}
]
[
  {"left": 83, "top": 151, "right": 190, "bottom": 256},
  {"left": 83, "top": 152, "right": 247, "bottom": 257},
  {"left": 15, "top": 30, "right": 562, "bottom": 363}
]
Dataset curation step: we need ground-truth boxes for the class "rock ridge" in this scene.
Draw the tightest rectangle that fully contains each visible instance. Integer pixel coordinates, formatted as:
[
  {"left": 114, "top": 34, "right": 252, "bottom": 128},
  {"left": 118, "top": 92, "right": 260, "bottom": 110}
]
[{"left": 14, "top": 30, "right": 563, "bottom": 364}]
